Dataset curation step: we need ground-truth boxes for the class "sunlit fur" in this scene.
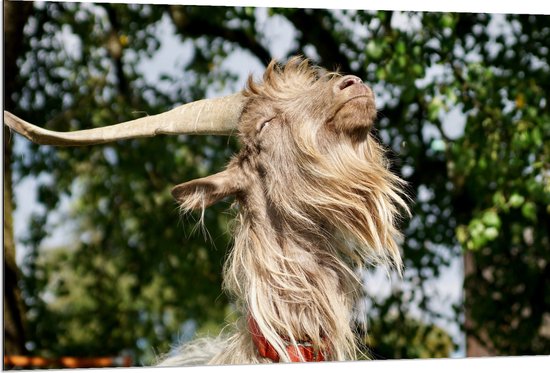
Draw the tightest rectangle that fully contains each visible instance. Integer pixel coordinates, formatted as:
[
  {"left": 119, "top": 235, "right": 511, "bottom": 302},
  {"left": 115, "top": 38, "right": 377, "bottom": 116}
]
[{"left": 159, "top": 57, "right": 409, "bottom": 365}]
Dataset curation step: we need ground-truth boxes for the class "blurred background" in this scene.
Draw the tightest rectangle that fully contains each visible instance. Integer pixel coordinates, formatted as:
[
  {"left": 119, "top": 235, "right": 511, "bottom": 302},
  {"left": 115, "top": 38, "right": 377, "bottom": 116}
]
[{"left": 3, "top": 1, "right": 549, "bottom": 368}]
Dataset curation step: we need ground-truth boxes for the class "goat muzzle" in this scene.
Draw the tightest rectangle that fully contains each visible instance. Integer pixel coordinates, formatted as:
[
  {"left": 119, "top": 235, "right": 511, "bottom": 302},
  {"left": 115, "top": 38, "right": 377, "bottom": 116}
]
[{"left": 328, "top": 76, "right": 377, "bottom": 135}]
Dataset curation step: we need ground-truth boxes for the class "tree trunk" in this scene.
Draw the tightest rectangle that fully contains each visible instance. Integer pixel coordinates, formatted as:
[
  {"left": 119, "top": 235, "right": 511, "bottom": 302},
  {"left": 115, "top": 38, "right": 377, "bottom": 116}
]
[
  {"left": 3, "top": 0, "right": 33, "bottom": 356},
  {"left": 463, "top": 251, "right": 494, "bottom": 356}
]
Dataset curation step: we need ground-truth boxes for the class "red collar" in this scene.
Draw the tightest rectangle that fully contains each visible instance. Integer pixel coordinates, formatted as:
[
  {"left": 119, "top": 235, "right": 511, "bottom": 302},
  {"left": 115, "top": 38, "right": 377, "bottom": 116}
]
[{"left": 247, "top": 315, "right": 328, "bottom": 362}]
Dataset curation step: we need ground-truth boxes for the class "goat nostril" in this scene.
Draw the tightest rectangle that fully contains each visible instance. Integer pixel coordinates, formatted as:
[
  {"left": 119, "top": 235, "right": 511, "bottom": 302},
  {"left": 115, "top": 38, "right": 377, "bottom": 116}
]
[{"left": 338, "top": 76, "right": 363, "bottom": 91}]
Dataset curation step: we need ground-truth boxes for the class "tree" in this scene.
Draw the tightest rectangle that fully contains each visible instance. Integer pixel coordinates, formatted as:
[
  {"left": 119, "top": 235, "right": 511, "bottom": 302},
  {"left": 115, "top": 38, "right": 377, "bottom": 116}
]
[
  {"left": 5, "top": 2, "right": 549, "bottom": 364},
  {"left": 4, "top": 0, "right": 33, "bottom": 356}
]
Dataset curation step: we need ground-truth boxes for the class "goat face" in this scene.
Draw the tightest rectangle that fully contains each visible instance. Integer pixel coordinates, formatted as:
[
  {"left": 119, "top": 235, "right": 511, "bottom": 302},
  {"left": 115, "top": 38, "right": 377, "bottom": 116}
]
[
  {"left": 238, "top": 59, "right": 377, "bottom": 151},
  {"left": 173, "top": 57, "right": 407, "bottom": 269}
]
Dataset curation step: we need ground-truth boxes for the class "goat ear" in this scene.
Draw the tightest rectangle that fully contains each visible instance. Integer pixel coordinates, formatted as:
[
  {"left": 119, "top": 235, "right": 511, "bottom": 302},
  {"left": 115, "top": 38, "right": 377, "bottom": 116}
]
[{"left": 171, "top": 168, "right": 243, "bottom": 210}]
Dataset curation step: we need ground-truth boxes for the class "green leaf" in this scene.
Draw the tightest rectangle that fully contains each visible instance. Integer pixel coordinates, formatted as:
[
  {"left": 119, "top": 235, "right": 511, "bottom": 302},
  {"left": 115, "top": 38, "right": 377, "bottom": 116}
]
[
  {"left": 456, "top": 225, "right": 468, "bottom": 244},
  {"left": 531, "top": 127, "right": 542, "bottom": 147},
  {"left": 481, "top": 210, "right": 501, "bottom": 228},
  {"left": 484, "top": 226, "right": 499, "bottom": 241},
  {"left": 428, "top": 97, "right": 443, "bottom": 122},
  {"left": 412, "top": 63, "right": 424, "bottom": 77},
  {"left": 396, "top": 41, "right": 406, "bottom": 55},
  {"left": 493, "top": 191, "right": 507, "bottom": 208},
  {"left": 509, "top": 193, "right": 525, "bottom": 208},
  {"left": 440, "top": 14, "right": 454, "bottom": 28},
  {"left": 521, "top": 202, "right": 537, "bottom": 221},
  {"left": 366, "top": 40, "right": 384, "bottom": 60}
]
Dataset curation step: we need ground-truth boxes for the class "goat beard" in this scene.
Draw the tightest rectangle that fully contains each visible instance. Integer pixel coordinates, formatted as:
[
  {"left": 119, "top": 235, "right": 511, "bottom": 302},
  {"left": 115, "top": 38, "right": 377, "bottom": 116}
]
[
  {"left": 318, "top": 134, "right": 408, "bottom": 269},
  {"left": 219, "top": 132, "right": 409, "bottom": 363},
  {"left": 268, "top": 129, "right": 409, "bottom": 270}
]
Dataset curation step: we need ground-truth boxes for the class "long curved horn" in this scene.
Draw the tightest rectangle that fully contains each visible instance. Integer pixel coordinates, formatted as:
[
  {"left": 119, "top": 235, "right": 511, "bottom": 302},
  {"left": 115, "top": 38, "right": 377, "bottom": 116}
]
[{"left": 3, "top": 93, "right": 245, "bottom": 146}]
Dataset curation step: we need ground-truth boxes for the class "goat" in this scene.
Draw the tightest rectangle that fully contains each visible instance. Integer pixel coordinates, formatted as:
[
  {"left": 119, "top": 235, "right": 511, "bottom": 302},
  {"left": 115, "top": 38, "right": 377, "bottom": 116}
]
[{"left": 4, "top": 57, "right": 409, "bottom": 365}]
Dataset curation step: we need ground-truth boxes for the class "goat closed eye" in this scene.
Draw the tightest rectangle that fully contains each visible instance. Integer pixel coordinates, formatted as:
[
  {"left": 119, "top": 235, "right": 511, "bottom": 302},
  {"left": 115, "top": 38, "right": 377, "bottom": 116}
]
[{"left": 257, "top": 120, "right": 272, "bottom": 133}]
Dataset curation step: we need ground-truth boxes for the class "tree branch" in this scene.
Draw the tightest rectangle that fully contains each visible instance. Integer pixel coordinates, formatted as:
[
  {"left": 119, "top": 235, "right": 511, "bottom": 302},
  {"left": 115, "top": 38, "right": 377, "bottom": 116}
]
[
  {"left": 103, "top": 4, "right": 130, "bottom": 98},
  {"left": 167, "top": 6, "right": 272, "bottom": 65},
  {"left": 285, "top": 9, "right": 355, "bottom": 74}
]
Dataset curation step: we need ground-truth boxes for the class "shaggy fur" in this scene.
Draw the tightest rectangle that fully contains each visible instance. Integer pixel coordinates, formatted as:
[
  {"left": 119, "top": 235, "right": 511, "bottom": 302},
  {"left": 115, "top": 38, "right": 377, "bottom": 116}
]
[{"left": 159, "top": 57, "right": 409, "bottom": 365}]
